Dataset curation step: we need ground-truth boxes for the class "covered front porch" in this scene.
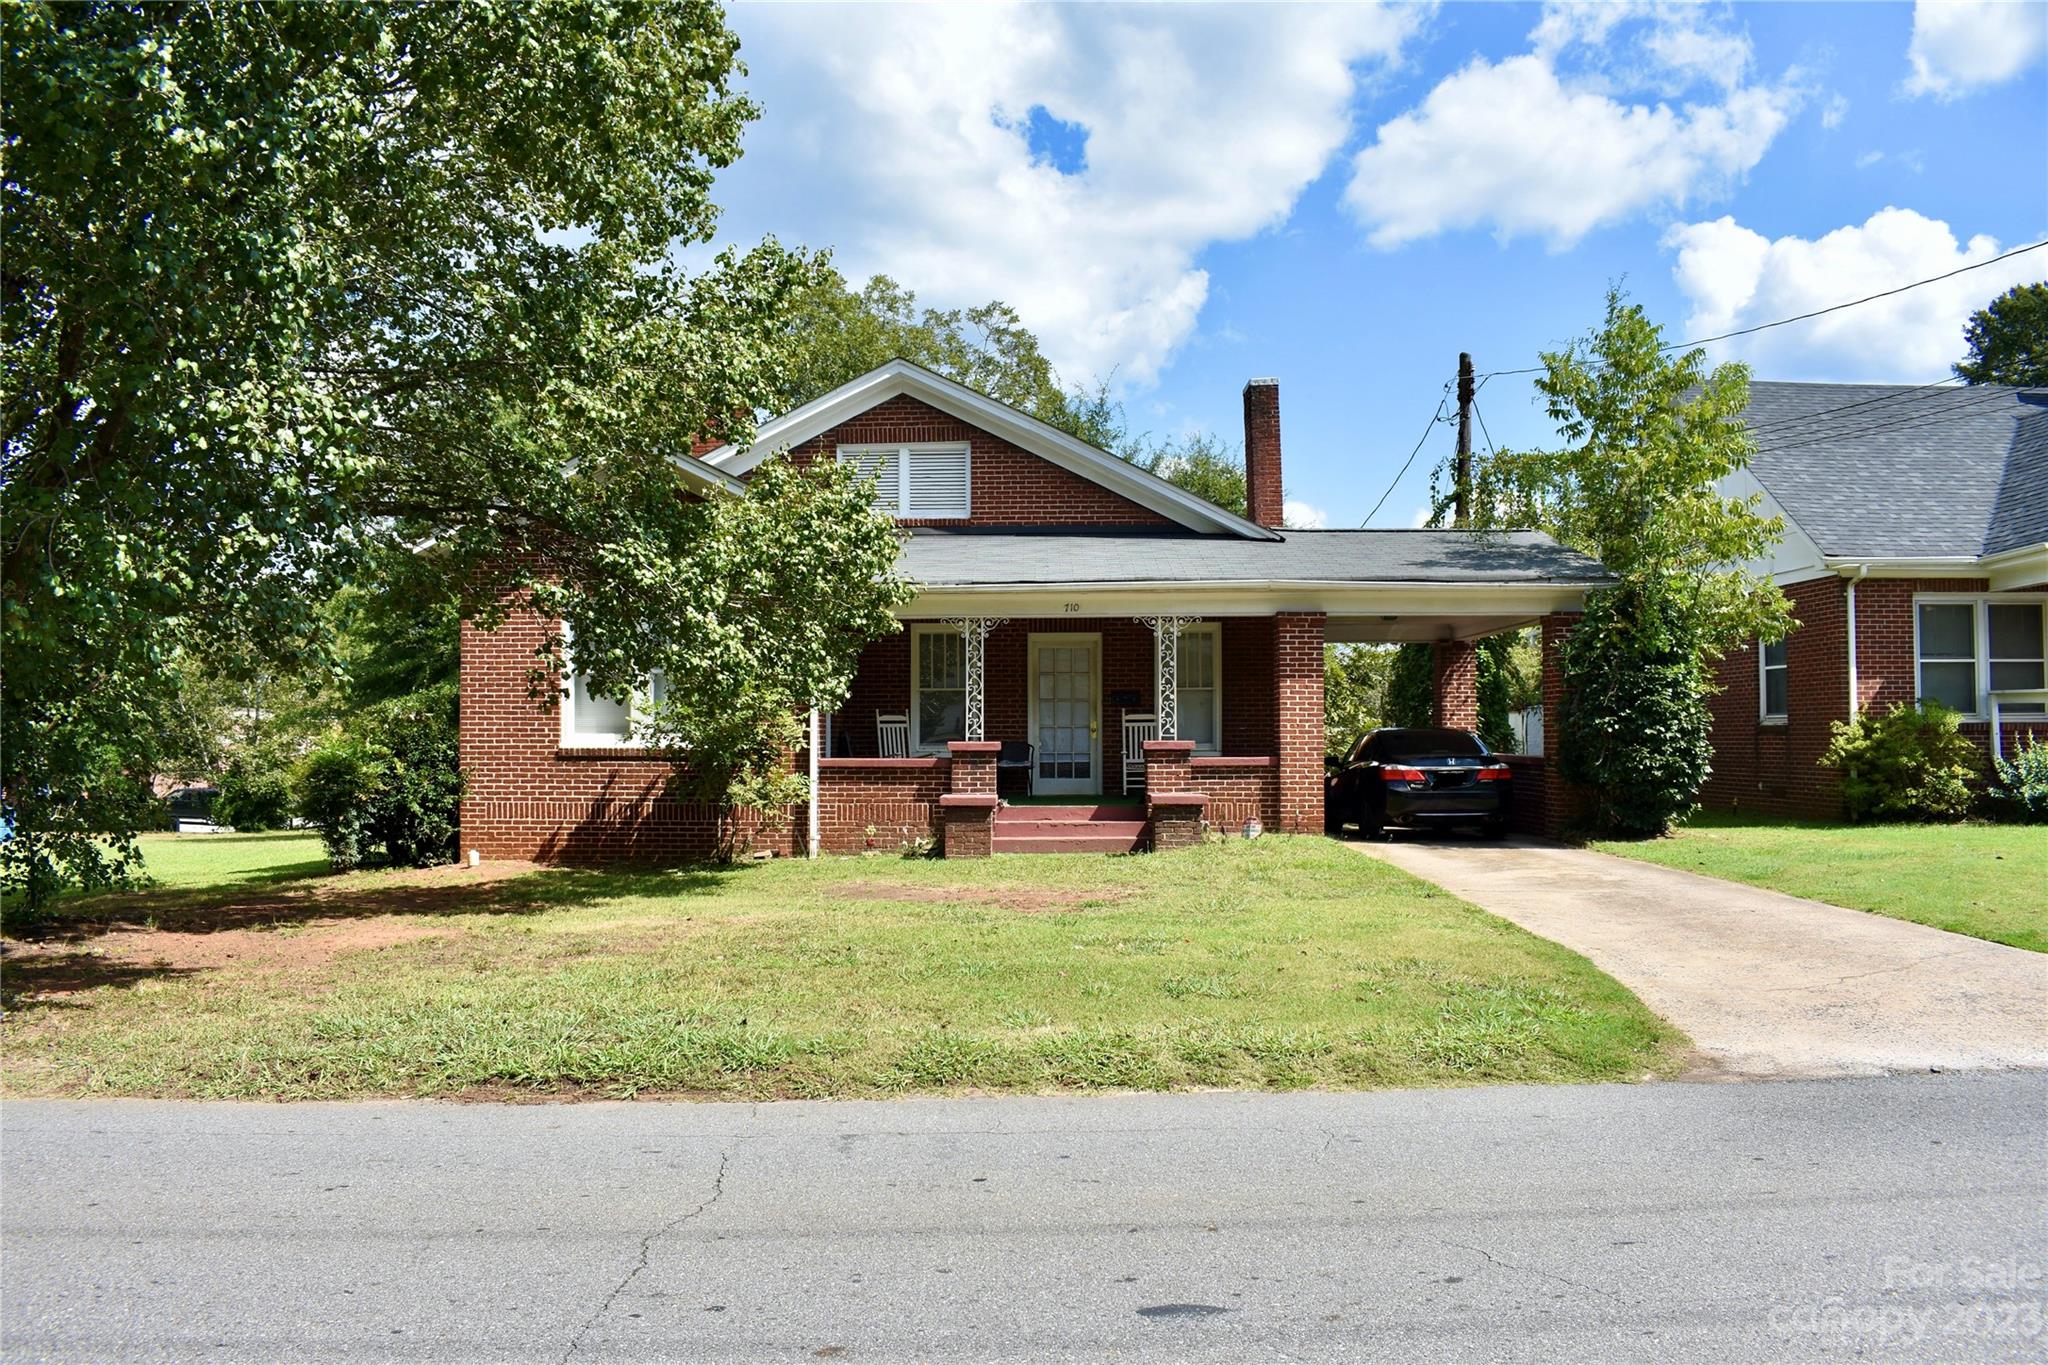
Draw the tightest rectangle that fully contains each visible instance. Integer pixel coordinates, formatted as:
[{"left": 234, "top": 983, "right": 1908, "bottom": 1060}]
[{"left": 806, "top": 570, "right": 1590, "bottom": 855}]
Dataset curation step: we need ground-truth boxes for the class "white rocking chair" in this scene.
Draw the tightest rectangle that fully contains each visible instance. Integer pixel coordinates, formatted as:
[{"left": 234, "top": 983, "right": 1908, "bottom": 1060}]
[
  {"left": 876, "top": 712, "right": 910, "bottom": 758},
  {"left": 1121, "top": 711, "right": 1157, "bottom": 794}
]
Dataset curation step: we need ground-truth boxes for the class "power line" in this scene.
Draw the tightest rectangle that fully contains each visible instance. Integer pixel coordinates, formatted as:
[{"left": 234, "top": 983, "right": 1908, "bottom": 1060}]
[
  {"left": 1470, "top": 393, "right": 1498, "bottom": 457},
  {"left": 1735, "top": 375, "right": 1968, "bottom": 441},
  {"left": 1475, "top": 238, "right": 2048, "bottom": 379},
  {"left": 1362, "top": 382, "right": 1452, "bottom": 527}
]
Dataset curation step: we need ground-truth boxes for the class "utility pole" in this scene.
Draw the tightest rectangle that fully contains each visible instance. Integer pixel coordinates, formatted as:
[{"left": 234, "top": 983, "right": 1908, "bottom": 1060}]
[{"left": 1453, "top": 352, "right": 1475, "bottom": 527}]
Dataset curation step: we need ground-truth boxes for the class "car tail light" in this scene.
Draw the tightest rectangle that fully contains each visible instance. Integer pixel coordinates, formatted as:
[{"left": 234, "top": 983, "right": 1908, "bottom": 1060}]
[
  {"left": 1382, "top": 766, "right": 1426, "bottom": 783},
  {"left": 1475, "top": 764, "right": 1512, "bottom": 781}
]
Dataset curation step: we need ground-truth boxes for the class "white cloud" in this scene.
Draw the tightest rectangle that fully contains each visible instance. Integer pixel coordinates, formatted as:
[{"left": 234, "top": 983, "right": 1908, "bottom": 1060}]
[
  {"left": 1283, "top": 499, "right": 1330, "bottom": 530},
  {"left": 712, "top": 3, "right": 1422, "bottom": 388},
  {"left": 1821, "top": 93, "right": 1849, "bottom": 129},
  {"left": 1903, "top": 0, "right": 2047, "bottom": 99},
  {"left": 1663, "top": 207, "right": 2043, "bottom": 380},
  {"left": 1346, "top": 5, "right": 1797, "bottom": 249}
]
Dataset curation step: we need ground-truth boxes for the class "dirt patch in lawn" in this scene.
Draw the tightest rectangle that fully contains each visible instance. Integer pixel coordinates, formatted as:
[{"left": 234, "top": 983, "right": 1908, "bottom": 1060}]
[
  {"left": 3, "top": 919, "right": 450, "bottom": 1000},
  {"left": 833, "top": 879, "right": 1132, "bottom": 914}
]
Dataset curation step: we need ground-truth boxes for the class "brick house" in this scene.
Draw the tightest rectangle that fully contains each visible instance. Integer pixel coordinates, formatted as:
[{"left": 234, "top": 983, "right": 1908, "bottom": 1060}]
[
  {"left": 460, "top": 360, "right": 1606, "bottom": 859},
  {"left": 1704, "top": 381, "right": 2048, "bottom": 819}
]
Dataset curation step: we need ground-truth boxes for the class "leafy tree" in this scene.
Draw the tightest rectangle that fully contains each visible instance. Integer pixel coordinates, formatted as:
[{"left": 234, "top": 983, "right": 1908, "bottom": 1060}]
[
  {"left": 1384, "top": 645, "right": 1436, "bottom": 728},
  {"left": 4, "top": 1, "right": 838, "bottom": 908},
  {"left": 1128, "top": 431, "right": 1248, "bottom": 516},
  {"left": 1458, "top": 288, "right": 1791, "bottom": 832},
  {"left": 1555, "top": 586, "right": 1713, "bottom": 835},
  {"left": 627, "top": 456, "right": 914, "bottom": 858},
  {"left": 1325, "top": 644, "right": 1392, "bottom": 753},
  {"left": 1475, "top": 634, "right": 1520, "bottom": 754},
  {"left": 1954, "top": 283, "right": 2048, "bottom": 387},
  {"left": 773, "top": 269, "right": 1121, "bottom": 447},
  {"left": 1463, "top": 289, "right": 1789, "bottom": 656}
]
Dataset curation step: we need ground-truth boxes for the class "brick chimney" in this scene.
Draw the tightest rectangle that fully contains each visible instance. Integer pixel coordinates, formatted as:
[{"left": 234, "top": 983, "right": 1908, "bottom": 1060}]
[{"left": 1242, "top": 378, "right": 1285, "bottom": 528}]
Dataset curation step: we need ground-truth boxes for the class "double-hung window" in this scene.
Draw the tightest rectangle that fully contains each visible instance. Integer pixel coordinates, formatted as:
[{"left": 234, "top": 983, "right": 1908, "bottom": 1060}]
[
  {"left": 1915, "top": 596, "right": 2048, "bottom": 718},
  {"left": 1758, "top": 636, "right": 1788, "bottom": 722},
  {"left": 1176, "top": 624, "right": 1221, "bottom": 752},
  {"left": 839, "top": 443, "right": 970, "bottom": 519},
  {"left": 911, "top": 624, "right": 966, "bottom": 752}
]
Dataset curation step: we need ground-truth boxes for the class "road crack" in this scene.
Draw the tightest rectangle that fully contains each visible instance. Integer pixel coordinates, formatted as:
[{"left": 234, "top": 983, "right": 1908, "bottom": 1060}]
[
  {"left": 560, "top": 1146, "right": 733, "bottom": 1363},
  {"left": 1435, "top": 1237, "right": 1626, "bottom": 1304}
]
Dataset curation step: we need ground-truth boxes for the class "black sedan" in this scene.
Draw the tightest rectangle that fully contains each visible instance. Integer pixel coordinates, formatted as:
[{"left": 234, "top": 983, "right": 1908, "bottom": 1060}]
[{"left": 1325, "top": 728, "right": 1511, "bottom": 839}]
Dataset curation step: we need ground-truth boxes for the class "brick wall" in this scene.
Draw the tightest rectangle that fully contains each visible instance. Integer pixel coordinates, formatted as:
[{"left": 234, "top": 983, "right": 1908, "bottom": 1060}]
[
  {"left": 458, "top": 607, "right": 799, "bottom": 862},
  {"left": 1242, "top": 380, "right": 1284, "bottom": 529},
  {"left": 784, "top": 395, "right": 1172, "bottom": 528},
  {"left": 1273, "top": 611, "right": 1327, "bottom": 833},
  {"left": 1432, "top": 639, "right": 1479, "bottom": 730},
  {"left": 1703, "top": 574, "right": 2048, "bottom": 820},
  {"left": 814, "top": 758, "right": 948, "bottom": 853},
  {"left": 1191, "top": 756, "right": 1280, "bottom": 831},
  {"left": 1703, "top": 576, "right": 1848, "bottom": 818}
]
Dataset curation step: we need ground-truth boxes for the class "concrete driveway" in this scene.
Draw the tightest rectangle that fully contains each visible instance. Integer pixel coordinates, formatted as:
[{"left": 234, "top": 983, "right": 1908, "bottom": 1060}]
[{"left": 1356, "top": 837, "right": 2048, "bottom": 1079}]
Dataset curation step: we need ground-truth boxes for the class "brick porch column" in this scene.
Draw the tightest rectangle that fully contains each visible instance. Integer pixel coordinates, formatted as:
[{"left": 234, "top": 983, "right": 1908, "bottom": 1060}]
[
  {"left": 941, "top": 740, "right": 1001, "bottom": 857},
  {"left": 1433, "top": 639, "right": 1479, "bottom": 730},
  {"left": 1142, "top": 739, "right": 1206, "bottom": 851},
  {"left": 1274, "top": 611, "right": 1326, "bottom": 834},
  {"left": 1533, "top": 612, "right": 1584, "bottom": 836}
]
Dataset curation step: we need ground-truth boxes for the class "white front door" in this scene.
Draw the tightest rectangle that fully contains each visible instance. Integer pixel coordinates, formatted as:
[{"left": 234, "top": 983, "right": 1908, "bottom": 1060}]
[{"left": 1030, "top": 634, "right": 1100, "bottom": 796}]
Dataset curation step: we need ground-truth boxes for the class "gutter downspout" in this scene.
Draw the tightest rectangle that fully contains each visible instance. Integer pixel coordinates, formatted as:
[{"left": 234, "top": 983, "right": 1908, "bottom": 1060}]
[
  {"left": 807, "top": 708, "right": 821, "bottom": 859},
  {"left": 1843, "top": 564, "right": 1870, "bottom": 720}
]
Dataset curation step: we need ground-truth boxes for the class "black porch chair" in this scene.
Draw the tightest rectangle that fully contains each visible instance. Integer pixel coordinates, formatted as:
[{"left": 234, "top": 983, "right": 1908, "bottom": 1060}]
[{"left": 996, "top": 740, "right": 1034, "bottom": 799}]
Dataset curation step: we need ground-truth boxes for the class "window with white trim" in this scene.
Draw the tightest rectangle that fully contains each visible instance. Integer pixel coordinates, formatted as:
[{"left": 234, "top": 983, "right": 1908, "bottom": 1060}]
[
  {"left": 839, "top": 443, "right": 970, "bottom": 519},
  {"left": 1915, "top": 596, "right": 2048, "bottom": 718},
  {"left": 1176, "top": 624, "right": 1221, "bottom": 753},
  {"left": 1759, "top": 636, "right": 1788, "bottom": 721},
  {"left": 560, "top": 625, "right": 667, "bottom": 746},
  {"left": 911, "top": 625, "right": 966, "bottom": 752}
]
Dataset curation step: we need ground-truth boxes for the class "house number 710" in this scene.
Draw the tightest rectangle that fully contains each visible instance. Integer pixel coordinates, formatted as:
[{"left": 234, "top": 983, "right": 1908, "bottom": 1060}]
[{"left": 1062, "top": 602, "right": 1081, "bottom": 613}]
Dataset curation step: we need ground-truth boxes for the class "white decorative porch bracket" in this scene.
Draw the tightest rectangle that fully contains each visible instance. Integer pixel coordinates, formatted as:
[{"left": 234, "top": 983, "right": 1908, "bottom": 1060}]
[
  {"left": 1137, "top": 616, "right": 1199, "bottom": 741},
  {"left": 944, "top": 617, "right": 1006, "bottom": 742}
]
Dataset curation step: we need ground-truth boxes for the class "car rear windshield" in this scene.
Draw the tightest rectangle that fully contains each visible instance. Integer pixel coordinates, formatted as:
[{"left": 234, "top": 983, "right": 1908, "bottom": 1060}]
[{"left": 1378, "top": 729, "right": 1485, "bottom": 760}]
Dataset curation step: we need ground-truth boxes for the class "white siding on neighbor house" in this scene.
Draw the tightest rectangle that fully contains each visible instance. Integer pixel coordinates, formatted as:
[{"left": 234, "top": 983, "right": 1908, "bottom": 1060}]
[{"left": 1717, "top": 467, "right": 1830, "bottom": 586}]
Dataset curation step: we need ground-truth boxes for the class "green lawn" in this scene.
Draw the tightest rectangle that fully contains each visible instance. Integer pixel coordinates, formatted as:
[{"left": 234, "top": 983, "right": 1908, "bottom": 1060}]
[
  {"left": 1592, "top": 814, "right": 2048, "bottom": 952},
  {"left": 2, "top": 835, "right": 1681, "bottom": 1101}
]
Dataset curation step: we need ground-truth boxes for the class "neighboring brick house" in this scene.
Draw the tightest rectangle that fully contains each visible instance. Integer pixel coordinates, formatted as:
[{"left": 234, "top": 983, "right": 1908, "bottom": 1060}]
[
  {"left": 1705, "top": 381, "right": 2048, "bottom": 819},
  {"left": 460, "top": 360, "right": 1606, "bottom": 859}
]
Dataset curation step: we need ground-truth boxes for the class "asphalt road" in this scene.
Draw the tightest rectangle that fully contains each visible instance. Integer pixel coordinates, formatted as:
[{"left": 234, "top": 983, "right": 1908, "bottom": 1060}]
[{"left": 5, "top": 1074, "right": 2045, "bottom": 1363}]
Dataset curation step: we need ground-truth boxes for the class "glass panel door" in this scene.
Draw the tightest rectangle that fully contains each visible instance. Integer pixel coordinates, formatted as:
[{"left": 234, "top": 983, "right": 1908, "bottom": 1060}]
[{"left": 1032, "top": 637, "right": 1099, "bottom": 796}]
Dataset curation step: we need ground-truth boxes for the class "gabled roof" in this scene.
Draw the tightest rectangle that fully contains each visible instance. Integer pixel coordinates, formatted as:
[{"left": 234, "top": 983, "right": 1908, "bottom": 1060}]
[
  {"left": 897, "top": 527, "right": 1606, "bottom": 587},
  {"left": 699, "top": 358, "right": 1282, "bottom": 540},
  {"left": 1740, "top": 381, "right": 2048, "bottom": 559}
]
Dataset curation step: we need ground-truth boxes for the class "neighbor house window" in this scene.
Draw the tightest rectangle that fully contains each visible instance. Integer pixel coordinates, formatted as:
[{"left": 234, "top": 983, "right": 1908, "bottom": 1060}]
[
  {"left": 839, "top": 443, "right": 970, "bottom": 519},
  {"left": 912, "top": 625, "right": 966, "bottom": 751},
  {"left": 1916, "top": 596, "right": 2048, "bottom": 717},
  {"left": 1759, "top": 636, "right": 1788, "bottom": 722},
  {"left": 1176, "top": 624, "right": 1221, "bottom": 752}
]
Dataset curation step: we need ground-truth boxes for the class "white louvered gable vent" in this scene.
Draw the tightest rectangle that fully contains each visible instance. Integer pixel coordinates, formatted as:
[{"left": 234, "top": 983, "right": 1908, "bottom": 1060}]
[
  {"left": 906, "top": 446, "right": 970, "bottom": 518},
  {"left": 839, "top": 443, "right": 970, "bottom": 519},
  {"left": 844, "top": 447, "right": 901, "bottom": 514}
]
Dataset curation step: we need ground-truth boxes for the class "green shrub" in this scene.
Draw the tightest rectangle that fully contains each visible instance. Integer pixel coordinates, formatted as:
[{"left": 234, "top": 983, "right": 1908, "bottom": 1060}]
[
  {"left": 293, "top": 684, "right": 462, "bottom": 870},
  {"left": 1991, "top": 734, "right": 2048, "bottom": 823},
  {"left": 1819, "top": 700, "right": 1979, "bottom": 823},
  {"left": 1555, "top": 586, "right": 1714, "bottom": 836},
  {"left": 215, "top": 750, "right": 295, "bottom": 831},
  {"left": 295, "top": 740, "right": 375, "bottom": 871}
]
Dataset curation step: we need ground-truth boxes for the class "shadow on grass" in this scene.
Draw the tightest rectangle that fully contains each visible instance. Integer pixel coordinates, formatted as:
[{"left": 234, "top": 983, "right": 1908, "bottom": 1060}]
[
  {"left": 0, "top": 951, "right": 201, "bottom": 1004},
  {"left": 7, "top": 862, "right": 762, "bottom": 945}
]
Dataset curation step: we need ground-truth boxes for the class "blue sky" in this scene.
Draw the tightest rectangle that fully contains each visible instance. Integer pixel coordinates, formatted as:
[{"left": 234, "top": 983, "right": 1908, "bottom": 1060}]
[{"left": 702, "top": 1, "right": 2047, "bottom": 528}]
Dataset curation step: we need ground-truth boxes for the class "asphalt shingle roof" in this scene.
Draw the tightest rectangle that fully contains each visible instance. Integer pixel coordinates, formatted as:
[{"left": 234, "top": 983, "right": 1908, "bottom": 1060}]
[
  {"left": 897, "top": 528, "right": 1607, "bottom": 587},
  {"left": 1741, "top": 381, "right": 2048, "bottom": 558}
]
